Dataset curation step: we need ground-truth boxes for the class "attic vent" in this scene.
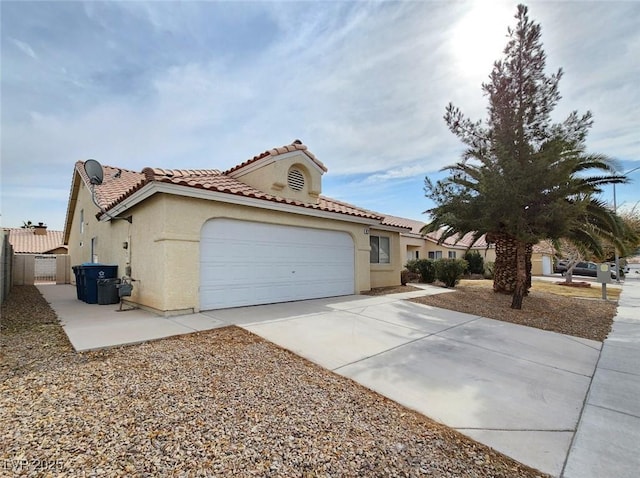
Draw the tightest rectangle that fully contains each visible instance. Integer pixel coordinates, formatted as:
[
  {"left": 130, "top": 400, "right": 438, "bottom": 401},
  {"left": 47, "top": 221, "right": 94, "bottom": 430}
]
[{"left": 287, "top": 168, "right": 305, "bottom": 191}]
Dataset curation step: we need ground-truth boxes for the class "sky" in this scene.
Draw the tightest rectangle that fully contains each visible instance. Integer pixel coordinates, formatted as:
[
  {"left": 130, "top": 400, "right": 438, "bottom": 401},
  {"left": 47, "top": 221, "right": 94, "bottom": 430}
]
[{"left": 2, "top": 0, "right": 639, "bottom": 231}]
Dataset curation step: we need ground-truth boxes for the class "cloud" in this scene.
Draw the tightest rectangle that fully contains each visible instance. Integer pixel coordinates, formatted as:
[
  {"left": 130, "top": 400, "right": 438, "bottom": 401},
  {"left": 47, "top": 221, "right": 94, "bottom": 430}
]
[
  {"left": 354, "top": 164, "right": 441, "bottom": 186},
  {"left": 10, "top": 38, "right": 37, "bottom": 59},
  {"left": 2, "top": 0, "right": 640, "bottom": 230}
]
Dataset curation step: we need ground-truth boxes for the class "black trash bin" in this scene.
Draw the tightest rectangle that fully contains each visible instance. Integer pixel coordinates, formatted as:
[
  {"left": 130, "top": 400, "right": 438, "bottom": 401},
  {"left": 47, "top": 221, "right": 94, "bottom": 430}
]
[
  {"left": 72, "top": 265, "right": 84, "bottom": 301},
  {"left": 83, "top": 264, "right": 118, "bottom": 304},
  {"left": 97, "top": 278, "right": 121, "bottom": 305}
]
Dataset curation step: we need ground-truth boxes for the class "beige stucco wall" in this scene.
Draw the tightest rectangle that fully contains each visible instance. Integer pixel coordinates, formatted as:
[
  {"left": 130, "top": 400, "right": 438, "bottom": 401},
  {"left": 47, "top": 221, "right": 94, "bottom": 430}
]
[
  {"left": 68, "top": 183, "right": 402, "bottom": 314},
  {"left": 531, "top": 252, "right": 553, "bottom": 276},
  {"left": 56, "top": 255, "right": 71, "bottom": 284},
  {"left": 160, "top": 194, "right": 385, "bottom": 310},
  {"left": 230, "top": 152, "right": 322, "bottom": 203},
  {"left": 67, "top": 181, "right": 156, "bottom": 306},
  {"left": 11, "top": 254, "right": 70, "bottom": 285},
  {"left": 12, "top": 255, "right": 34, "bottom": 285},
  {"left": 399, "top": 235, "right": 497, "bottom": 267},
  {"left": 369, "top": 228, "right": 403, "bottom": 289}
]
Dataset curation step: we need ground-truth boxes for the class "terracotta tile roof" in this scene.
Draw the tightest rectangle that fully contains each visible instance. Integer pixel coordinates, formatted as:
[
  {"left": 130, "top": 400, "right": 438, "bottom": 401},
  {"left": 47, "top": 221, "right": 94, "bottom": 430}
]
[
  {"left": 74, "top": 142, "right": 379, "bottom": 222},
  {"left": 5, "top": 228, "right": 66, "bottom": 254},
  {"left": 379, "top": 214, "right": 427, "bottom": 234},
  {"left": 378, "top": 214, "right": 492, "bottom": 249},
  {"left": 532, "top": 240, "right": 556, "bottom": 255},
  {"left": 425, "top": 228, "right": 491, "bottom": 249},
  {"left": 75, "top": 162, "right": 146, "bottom": 211},
  {"left": 224, "top": 139, "right": 328, "bottom": 175},
  {"left": 316, "top": 197, "right": 384, "bottom": 220},
  {"left": 140, "top": 167, "right": 381, "bottom": 220}
]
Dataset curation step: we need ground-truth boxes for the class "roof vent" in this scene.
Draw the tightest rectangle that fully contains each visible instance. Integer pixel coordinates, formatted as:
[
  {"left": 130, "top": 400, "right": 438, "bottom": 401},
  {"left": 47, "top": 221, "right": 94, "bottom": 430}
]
[{"left": 287, "top": 168, "right": 305, "bottom": 191}]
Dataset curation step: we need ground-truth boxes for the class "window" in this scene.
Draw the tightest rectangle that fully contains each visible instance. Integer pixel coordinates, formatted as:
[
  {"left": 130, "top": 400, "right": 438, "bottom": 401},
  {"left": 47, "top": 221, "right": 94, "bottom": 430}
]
[
  {"left": 370, "top": 235, "right": 390, "bottom": 264},
  {"left": 448, "top": 251, "right": 457, "bottom": 259},
  {"left": 91, "top": 237, "right": 98, "bottom": 263},
  {"left": 407, "top": 250, "right": 419, "bottom": 261},
  {"left": 428, "top": 251, "right": 443, "bottom": 259},
  {"left": 80, "top": 209, "right": 84, "bottom": 235}
]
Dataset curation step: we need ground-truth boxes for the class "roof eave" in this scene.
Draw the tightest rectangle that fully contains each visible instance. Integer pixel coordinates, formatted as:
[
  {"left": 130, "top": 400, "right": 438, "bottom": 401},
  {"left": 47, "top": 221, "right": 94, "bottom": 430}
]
[
  {"left": 62, "top": 165, "right": 84, "bottom": 245},
  {"left": 102, "top": 182, "right": 388, "bottom": 227}
]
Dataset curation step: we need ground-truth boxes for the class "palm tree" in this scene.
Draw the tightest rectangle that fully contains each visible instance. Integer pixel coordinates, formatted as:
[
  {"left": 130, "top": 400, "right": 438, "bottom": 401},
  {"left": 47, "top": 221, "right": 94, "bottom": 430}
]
[
  {"left": 424, "top": 5, "right": 627, "bottom": 308},
  {"left": 424, "top": 137, "right": 626, "bottom": 306},
  {"left": 556, "top": 198, "right": 638, "bottom": 282}
]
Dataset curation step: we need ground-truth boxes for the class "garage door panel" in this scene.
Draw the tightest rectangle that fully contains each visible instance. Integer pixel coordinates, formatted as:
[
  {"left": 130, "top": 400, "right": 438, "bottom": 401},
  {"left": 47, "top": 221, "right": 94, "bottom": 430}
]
[{"left": 200, "top": 219, "right": 355, "bottom": 310}]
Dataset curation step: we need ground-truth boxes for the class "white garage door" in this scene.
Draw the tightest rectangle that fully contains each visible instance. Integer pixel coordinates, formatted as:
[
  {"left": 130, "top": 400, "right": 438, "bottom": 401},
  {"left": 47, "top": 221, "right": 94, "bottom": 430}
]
[{"left": 200, "top": 219, "right": 355, "bottom": 310}]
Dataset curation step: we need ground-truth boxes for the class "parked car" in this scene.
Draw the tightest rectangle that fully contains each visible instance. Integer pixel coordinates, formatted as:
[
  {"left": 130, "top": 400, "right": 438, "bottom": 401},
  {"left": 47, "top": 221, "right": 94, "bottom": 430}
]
[
  {"left": 554, "top": 260, "right": 569, "bottom": 274},
  {"left": 609, "top": 262, "right": 630, "bottom": 275},
  {"left": 559, "top": 261, "right": 617, "bottom": 279}
]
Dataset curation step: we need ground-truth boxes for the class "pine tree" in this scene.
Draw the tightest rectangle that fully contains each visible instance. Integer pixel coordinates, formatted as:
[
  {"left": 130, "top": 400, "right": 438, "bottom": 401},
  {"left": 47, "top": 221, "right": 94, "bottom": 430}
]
[{"left": 423, "top": 4, "right": 626, "bottom": 309}]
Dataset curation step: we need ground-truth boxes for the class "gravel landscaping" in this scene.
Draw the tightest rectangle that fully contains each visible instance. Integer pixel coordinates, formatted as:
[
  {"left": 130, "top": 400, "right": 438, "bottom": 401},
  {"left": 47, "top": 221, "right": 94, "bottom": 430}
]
[
  {"left": 1, "top": 286, "right": 548, "bottom": 477},
  {"left": 410, "top": 282, "right": 617, "bottom": 342}
]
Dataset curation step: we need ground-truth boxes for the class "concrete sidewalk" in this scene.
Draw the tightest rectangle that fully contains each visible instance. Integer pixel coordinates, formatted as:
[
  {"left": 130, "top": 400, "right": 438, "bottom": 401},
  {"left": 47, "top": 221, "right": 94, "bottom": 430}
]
[
  {"left": 233, "top": 295, "right": 600, "bottom": 477},
  {"left": 562, "top": 272, "right": 640, "bottom": 478}
]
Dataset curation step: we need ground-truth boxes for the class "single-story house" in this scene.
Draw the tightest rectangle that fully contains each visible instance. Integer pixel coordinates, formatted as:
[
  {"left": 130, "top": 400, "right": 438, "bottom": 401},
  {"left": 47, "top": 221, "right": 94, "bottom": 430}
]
[
  {"left": 531, "top": 240, "right": 555, "bottom": 276},
  {"left": 5, "top": 224, "right": 70, "bottom": 285},
  {"left": 6, "top": 224, "right": 67, "bottom": 255},
  {"left": 63, "top": 141, "right": 412, "bottom": 315},
  {"left": 380, "top": 215, "right": 497, "bottom": 265}
]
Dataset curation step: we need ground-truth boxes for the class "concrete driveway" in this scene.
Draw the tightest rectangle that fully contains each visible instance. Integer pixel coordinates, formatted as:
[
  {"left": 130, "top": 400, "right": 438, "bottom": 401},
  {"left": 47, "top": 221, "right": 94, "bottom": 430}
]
[
  {"left": 40, "top": 283, "right": 601, "bottom": 477},
  {"left": 204, "top": 291, "right": 601, "bottom": 477}
]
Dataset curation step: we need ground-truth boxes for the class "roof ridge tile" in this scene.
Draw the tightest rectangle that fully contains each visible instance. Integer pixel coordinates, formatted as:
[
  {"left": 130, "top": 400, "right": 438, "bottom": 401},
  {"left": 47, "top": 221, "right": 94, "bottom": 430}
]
[{"left": 225, "top": 140, "right": 327, "bottom": 175}]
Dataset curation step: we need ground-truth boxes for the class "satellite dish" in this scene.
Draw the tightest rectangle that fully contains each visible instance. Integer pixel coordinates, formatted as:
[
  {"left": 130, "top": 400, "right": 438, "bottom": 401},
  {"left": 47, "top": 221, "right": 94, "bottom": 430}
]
[{"left": 84, "top": 159, "right": 104, "bottom": 185}]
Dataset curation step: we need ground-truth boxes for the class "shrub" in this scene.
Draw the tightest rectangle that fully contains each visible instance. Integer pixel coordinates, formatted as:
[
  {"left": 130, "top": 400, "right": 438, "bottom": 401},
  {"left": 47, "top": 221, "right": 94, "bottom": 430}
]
[
  {"left": 464, "top": 251, "right": 485, "bottom": 275},
  {"left": 483, "top": 261, "right": 495, "bottom": 279},
  {"left": 405, "top": 259, "right": 436, "bottom": 283},
  {"left": 401, "top": 269, "right": 421, "bottom": 285},
  {"left": 405, "top": 259, "right": 419, "bottom": 274},
  {"left": 417, "top": 259, "right": 437, "bottom": 284},
  {"left": 435, "top": 258, "right": 468, "bottom": 287}
]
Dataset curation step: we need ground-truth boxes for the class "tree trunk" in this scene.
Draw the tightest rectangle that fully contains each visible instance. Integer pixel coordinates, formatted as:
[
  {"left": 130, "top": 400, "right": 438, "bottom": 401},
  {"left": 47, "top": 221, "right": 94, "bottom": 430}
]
[
  {"left": 488, "top": 232, "right": 533, "bottom": 295},
  {"left": 490, "top": 233, "right": 518, "bottom": 294},
  {"left": 511, "top": 240, "right": 528, "bottom": 309},
  {"left": 565, "top": 270, "right": 574, "bottom": 283}
]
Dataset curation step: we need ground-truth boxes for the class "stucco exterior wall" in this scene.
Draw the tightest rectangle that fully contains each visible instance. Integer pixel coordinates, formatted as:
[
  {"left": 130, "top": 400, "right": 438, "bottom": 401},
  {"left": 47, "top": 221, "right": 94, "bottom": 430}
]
[
  {"left": 68, "top": 184, "right": 401, "bottom": 314},
  {"left": 398, "top": 235, "right": 497, "bottom": 267},
  {"left": 230, "top": 152, "right": 322, "bottom": 203},
  {"left": 160, "top": 194, "right": 386, "bottom": 310},
  {"left": 67, "top": 182, "right": 166, "bottom": 311},
  {"left": 12, "top": 255, "right": 34, "bottom": 285},
  {"left": 531, "top": 252, "right": 553, "bottom": 276},
  {"left": 369, "top": 228, "right": 402, "bottom": 289}
]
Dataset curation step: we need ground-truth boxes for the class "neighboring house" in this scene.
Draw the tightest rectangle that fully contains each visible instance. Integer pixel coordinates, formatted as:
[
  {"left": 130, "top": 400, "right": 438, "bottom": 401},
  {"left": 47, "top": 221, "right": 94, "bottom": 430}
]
[
  {"left": 380, "top": 215, "right": 497, "bottom": 265},
  {"left": 531, "top": 240, "right": 555, "bottom": 276},
  {"left": 6, "top": 224, "right": 67, "bottom": 255},
  {"left": 5, "top": 224, "right": 69, "bottom": 285},
  {"left": 63, "top": 141, "right": 410, "bottom": 315}
]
